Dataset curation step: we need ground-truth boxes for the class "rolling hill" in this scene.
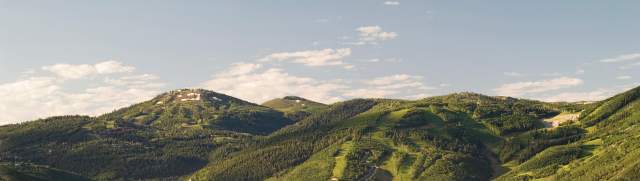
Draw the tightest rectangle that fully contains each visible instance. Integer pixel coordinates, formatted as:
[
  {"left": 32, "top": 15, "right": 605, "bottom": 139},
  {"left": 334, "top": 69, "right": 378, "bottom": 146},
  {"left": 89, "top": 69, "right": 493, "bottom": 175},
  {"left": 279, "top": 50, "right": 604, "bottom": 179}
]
[
  {"left": 262, "top": 96, "right": 328, "bottom": 121},
  {"left": 1, "top": 87, "right": 639, "bottom": 181}
]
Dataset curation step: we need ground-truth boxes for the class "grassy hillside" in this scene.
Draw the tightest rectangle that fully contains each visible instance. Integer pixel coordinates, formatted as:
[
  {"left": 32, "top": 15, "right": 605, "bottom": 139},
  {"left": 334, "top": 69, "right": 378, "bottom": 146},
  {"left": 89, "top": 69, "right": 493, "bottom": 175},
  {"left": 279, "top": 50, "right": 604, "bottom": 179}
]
[
  {"left": 0, "top": 89, "right": 293, "bottom": 180},
  {"left": 1, "top": 87, "right": 639, "bottom": 180},
  {"left": 93, "top": 89, "right": 293, "bottom": 135},
  {"left": 0, "top": 163, "right": 88, "bottom": 181},
  {"left": 191, "top": 93, "right": 583, "bottom": 181},
  {"left": 262, "top": 96, "right": 328, "bottom": 122},
  {"left": 495, "top": 86, "right": 640, "bottom": 180}
]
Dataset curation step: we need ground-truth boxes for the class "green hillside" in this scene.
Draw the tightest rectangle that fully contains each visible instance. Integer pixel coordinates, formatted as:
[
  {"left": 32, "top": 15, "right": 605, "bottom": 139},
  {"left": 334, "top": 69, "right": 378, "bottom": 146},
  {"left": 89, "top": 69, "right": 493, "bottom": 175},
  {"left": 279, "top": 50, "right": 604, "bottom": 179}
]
[
  {"left": 190, "top": 92, "right": 590, "bottom": 181},
  {"left": 1, "top": 87, "right": 639, "bottom": 180},
  {"left": 262, "top": 96, "right": 328, "bottom": 121},
  {"left": 496, "top": 86, "right": 640, "bottom": 180},
  {"left": 93, "top": 89, "right": 294, "bottom": 135},
  {"left": 0, "top": 163, "right": 88, "bottom": 181},
  {"left": 0, "top": 89, "right": 293, "bottom": 180}
]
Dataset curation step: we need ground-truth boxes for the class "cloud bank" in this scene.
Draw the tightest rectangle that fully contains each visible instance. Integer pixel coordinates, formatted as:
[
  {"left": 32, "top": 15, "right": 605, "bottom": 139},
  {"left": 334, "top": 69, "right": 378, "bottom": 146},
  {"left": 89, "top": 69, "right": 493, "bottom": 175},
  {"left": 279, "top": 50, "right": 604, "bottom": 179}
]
[
  {"left": 258, "top": 48, "right": 353, "bottom": 69},
  {"left": 199, "top": 63, "right": 432, "bottom": 104},
  {"left": 350, "top": 26, "right": 398, "bottom": 45},
  {"left": 384, "top": 1, "right": 400, "bottom": 6},
  {"left": 494, "top": 77, "right": 583, "bottom": 97},
  {"left": 0, "top": 61, "right": 164, "bottom": 125}
]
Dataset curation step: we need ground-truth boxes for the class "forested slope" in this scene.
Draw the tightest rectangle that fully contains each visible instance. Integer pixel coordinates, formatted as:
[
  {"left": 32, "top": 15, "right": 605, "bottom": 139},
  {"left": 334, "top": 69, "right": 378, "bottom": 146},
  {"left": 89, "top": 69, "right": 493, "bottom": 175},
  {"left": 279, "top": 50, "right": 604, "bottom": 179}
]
[
  {"left": 0, "top": 89, "right": 293, "bottom": 180},
  {"left": 1, "top": 87, "right": 639, "bottom": 181},
  {"left": 496, "top": 86, "right": 640, "bottom": 180},
  {"left": 0, "top": 163, "right": 88, "bottom": 181},
  {"left": 191, "top": 92, "right": 588, "bottom": 181}
]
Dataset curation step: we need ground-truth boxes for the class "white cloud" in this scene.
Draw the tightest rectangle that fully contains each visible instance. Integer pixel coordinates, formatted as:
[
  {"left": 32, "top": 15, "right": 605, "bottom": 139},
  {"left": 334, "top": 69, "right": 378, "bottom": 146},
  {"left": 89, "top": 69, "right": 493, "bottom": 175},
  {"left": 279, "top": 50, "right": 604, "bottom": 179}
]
[
  {"left": 343, "top": 65, "right": 356, "bottom": 70},
  {"left": 315, "top": 16, "right": 342, "bottom": 23},
  {"left": 600, "top": 53, "right": 640, "bottom": 69},
  {"left": 42, "top": 64, "right": 97, "bottom": 79},
  {"left": 599, "top": 53, "right": 640, "bottom": 63},
  {"left": 42, "top": 60, "right": 135, "bottom": 79},
  {"left": 217, "top": 62, "right": 263, "bottom": 76},
  {"left": 200, "top": 64, "right": 434, "bottom": 103},
  {"left": 504, "top": 72, "right": 523, "bottom": 77},
  {"left": 348, "top": 74, "right": 431, "bottom": 99},
  {"left": 258, "top": 48, "right": 353, "bottom": 68},
  {"left": 0, "top": 61, "right": 162, "bottom": 125},
  {"left": 362, "top": 58, "right": 402, "bottom": 63},
  {"left": 541, "top": 72, "right": 563, "bottom": 77},
  {"left": 540, "top": 89, "right": 616, "bottom": 102},
  {"left": 494, "top": 77, "right": 583, "bottom": 97},
  {"left": 343, "top": 88, "right": 396, "bottom": 98},
  {"left": 384, "top": 1, "right": 400, "bottom": 5},
  {"left": 94, "top": 60, "right": 136, "bottom": 74},
  {"left": 620, "top": 62, "right": 640, "bottom": 69},
  {"left": 617, "top": 75, "right": 632, "bottom": 80},
  {"left": 21, "top": 69, "right": 36, "bottom": 76},
  {"left": 541, "top": 83, "right": 640, "bottom": 102},
  {"left": 104, "top": 74, "right": 165, "bottom": 89},
  {"left": 350, "top": 26, "right": 398, "bottom": 45},
  {"left": 366, "top": 74, "right": 424, "bottom": 88},
  {"left": 200, "top": 64, "right": 347, "bottom": 104}
]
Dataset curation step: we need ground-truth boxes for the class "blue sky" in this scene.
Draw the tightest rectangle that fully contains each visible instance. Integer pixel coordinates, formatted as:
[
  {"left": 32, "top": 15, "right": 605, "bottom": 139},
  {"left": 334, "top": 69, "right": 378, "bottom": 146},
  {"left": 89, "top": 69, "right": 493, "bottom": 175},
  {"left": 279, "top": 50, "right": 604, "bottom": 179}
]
[{"left": 1, "top": 0, "right": 639, "bottom": 124}]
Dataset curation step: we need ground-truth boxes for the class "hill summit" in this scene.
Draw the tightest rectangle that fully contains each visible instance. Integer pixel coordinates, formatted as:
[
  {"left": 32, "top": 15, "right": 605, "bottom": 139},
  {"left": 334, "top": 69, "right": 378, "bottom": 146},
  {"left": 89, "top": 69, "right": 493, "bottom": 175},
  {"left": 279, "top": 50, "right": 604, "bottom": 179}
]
[
  {"left": 151, "top": 89, "right": 256, "bottom": 107},
  {"left": 262, "top": 96, "right": 328, "bottom": 121},
  {"left": 91, "top": 88, "right": 293, "bottom": 135}
]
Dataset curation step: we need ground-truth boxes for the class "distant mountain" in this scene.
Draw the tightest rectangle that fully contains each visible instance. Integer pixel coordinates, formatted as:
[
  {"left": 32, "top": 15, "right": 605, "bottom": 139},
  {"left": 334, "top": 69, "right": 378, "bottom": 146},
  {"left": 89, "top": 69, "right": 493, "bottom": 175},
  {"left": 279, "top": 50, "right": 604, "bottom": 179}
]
[
  {"left": 262, "top": 96, "right": 328, "bottom": 121},
  {"left": 1, "top": 87, "right": 639, "bottom": 180},
  {"left": 93, "top": 89, "right": 293, "bottom": 135}
]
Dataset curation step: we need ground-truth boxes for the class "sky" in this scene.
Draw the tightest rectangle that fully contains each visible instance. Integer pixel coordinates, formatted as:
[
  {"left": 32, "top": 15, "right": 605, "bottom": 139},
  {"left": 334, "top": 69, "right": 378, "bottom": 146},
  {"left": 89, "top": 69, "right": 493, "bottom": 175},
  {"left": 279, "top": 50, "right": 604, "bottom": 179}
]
[{"left": 1, "top": 0, "right": 639, "bottom": 124}]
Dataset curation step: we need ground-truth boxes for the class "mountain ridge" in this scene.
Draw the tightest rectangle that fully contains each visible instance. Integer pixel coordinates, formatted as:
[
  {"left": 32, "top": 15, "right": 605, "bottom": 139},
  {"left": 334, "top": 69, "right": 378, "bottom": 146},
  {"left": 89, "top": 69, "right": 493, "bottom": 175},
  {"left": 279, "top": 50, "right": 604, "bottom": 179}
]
[
  {"left": 0, "top": 89, "right": 593, "bottom": 128},
  {"left": 1, "top": 86, "right": 638, "bottom": 180}
]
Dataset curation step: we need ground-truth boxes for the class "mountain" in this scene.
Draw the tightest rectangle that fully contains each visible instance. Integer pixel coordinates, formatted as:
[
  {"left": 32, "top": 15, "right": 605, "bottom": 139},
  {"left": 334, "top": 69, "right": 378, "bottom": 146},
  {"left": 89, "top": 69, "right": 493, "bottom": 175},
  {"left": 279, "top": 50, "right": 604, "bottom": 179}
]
[
  {"left": 92, "top": 89, "right": 293, "bottom": 135},
  {"left": 0, "top": 89, "right": 293, "bottom": 180},
  {"left": 0, "top": 87, "right": 639, "bottom": 180},
  {"left": 190, "top": 93, "right": 582, "bottom": 180},
  {"left": 262, "top": 96, "right": 328, "bottom": 121}
]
